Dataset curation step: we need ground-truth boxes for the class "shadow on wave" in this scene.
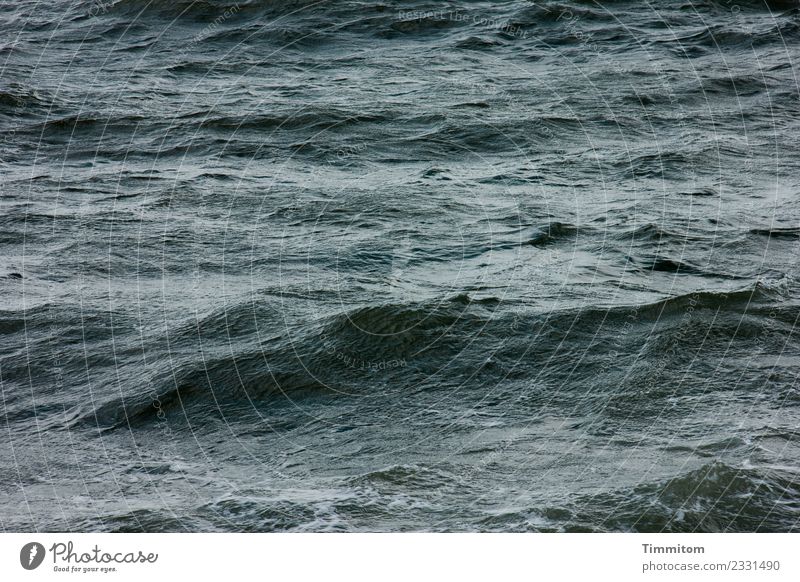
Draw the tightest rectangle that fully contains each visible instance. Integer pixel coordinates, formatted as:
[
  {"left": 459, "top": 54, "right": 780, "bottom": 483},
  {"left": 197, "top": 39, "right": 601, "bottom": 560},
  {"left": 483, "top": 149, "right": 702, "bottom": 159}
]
[
  {"left": 479, "top": 461, "right": 800, "bottom": 532},
  {"left": 72, "top": 281, "right": 782, "bottom": 431},
  {"left": 73, "top": 294, "right": 498, "bottom": 430}
]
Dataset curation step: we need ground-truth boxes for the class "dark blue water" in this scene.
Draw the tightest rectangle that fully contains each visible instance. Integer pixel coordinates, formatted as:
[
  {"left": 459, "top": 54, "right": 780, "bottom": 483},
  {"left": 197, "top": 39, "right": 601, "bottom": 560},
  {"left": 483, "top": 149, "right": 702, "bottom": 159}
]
[{"left": 1, "top": 0, "right": 800, "bottom": 532}]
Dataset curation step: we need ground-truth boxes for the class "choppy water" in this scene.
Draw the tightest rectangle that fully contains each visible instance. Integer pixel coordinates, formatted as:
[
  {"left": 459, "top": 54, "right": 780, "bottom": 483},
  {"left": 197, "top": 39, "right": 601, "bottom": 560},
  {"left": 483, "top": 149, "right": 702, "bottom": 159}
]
[{"left": 2, "top": 0, "right": 800, "bottom": 532}]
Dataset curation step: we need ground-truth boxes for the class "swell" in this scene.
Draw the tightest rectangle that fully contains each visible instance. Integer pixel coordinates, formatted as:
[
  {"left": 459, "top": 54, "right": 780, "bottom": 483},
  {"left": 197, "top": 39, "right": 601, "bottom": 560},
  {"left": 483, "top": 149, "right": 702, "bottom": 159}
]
[
  {"left": 69, "top": 280, "right": 782, "bottom": 431},
  {"left": 661, "top": 23, "right": 800, "bottom": 51},
  {"left": 34, "top": 113, "right": 148, "bottom": 135},
  {"left": 594, "top": 461, "right": 800, "bottom": 532},
  {"left": 72, "top": 295, "right": 494, "bottom": 429},
  {"left": 703, "top": 0, "right": 800, "bottom": 10},
  {"left": 0, "top": 83, "right": 51, "bottom": 117},
  {"left": 509, "top": 2, "right": 615, "bottom": 27},
  {"left": 85, "top": 0, "right": 267, "bottom": 20},
  {"left": 479, "top": 462, "right": 800, "bottom": 532},
  {"left": 617, "top": 144, "right": 748, "bottom": 179},
  {"left": 198, "top": 108, "right": 386, "bottom": 132}
]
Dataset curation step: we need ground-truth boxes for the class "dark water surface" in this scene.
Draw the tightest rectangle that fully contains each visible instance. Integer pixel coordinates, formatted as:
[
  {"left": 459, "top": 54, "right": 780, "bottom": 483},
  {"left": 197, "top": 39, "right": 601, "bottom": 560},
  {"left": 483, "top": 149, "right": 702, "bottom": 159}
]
[{"left": 2, "top": 0, "right": 800, "bottom": 532}]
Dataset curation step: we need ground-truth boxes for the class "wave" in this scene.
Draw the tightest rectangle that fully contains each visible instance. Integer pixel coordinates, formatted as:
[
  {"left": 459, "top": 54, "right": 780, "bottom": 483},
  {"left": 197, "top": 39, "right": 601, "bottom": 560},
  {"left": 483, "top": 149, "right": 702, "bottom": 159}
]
[
  {"left": 89, "top": 0, "right": 257, "bottom": 20},
  {"left": 350, "top": 463, "right": 460, "bottom": 489},
  {"left": 387, "top": 14, "right": 464, "bottom": 36},
  {"left": 750, "top": 226, "right": 800, "bottom": 240},
  {"left": 618, "top": 144, "right": 747, "bottom": 179},
  {"left": 635, "top": 257, "right": 706, "bottom": 275},
  {"left": 527, "top": 221, "right": 580, "bottom": 247},
  {"left": 661, "top": 20, "right": 800, "bottom": 52},
  {"left": 701, "top": 73, "right": 776, "bottom": 96},
  {"left": 455, "top": 35, "right": 505, "bottom": 50},
  {"left": 35, "top": 113, "right": 147, "bottom": 135},
  {"left": 0, "top": 90, "right": 29, "bottom": 111},
  {"left": 0, "top": 304, "right": 53, "bottom": 336},
  {"left": 614, "top": 222, "right": 729, "bottom": 248},
  {"left": 478, "top": 462, "right": 800, "bottom": 532},
  {"left": 0, "top": 85, "right": 50, "bottom": 115},
  {"left": 592, "top": 461, "right": 800, "bottom": 532},
  {"left": 510, "top": 2, "right": 614, "bottom": 26},
  {"left": 703, "top": 0, "right": 800, "bottom": 12},
  {"left": 198, "top": 108, "right": 386, "bottom": 132},
  {"left": 72, "top": 294, "right": 488, "bottom": 429},
  {"left": 70, "top": 279, "right": 783, "bottom": 432}
]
